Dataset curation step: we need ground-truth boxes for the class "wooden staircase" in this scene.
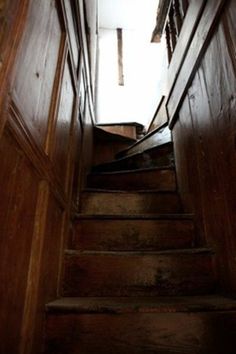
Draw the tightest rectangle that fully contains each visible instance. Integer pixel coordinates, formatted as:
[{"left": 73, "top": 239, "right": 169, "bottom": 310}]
[{"left": 44, "top": 124, "right": 236, "bottom": 353}]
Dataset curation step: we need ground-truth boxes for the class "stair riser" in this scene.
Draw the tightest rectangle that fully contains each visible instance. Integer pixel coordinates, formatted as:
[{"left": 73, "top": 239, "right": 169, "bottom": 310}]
[
  {"left": 87, "top": 169, "right": 176, "bottom": 191},
  {"left": 63, "top": 253, "right": 215, "bottom": 297},
  {"left": 45, "top": 311, "right": 236, "bottom": 354},
  {"left": 98, "top": 125, "right": 138, "bottom": 140},
  {"left": 93, "top": 140, "right": 132, "bottom": 166},
  {"left": 116, "top": 126, "right": 172, "bottom": 159},
  {"left": 92, "top": 145, "right": 174, "bottom": 173},
  {"left": 81, "top": 193, "right": 182, "bottom": 215},
  {"left": 72, "top": 219, "right": 195, "bottom": 251}
]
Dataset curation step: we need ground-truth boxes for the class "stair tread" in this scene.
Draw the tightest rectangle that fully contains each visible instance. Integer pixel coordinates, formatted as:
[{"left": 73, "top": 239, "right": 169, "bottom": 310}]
[
  {"left": 94, "top": 127, "right": 137, "bottom": 143},
  {"left": 116, "top": 140, "right": 173, "bottom": 157},
  {"left": 75, "top": 213, "right": 194, "bottom": 220},
  {"left": 46, "top": 295, "right": 236, "bottom": 314},
  {"left": 92, "top": 142, "right": 173, "bottom": 171},
  {"left": 65, "top": 247, "right": 212, "bottom": 256},
  {"left": 83, "top": 188, "right": 178, "bottom": 194},
  {"left": 89, "top": 165, "right": 174, "bottom": 176},
  {"left": 115, "top": 127, "right": 172, "bottom": 158},
  {"left": 96, "top": 122, "right": 144, "bottom": 127}
]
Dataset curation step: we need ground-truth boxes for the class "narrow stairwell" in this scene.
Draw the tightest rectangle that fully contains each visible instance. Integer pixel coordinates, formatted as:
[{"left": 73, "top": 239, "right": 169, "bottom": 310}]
[{"left": 45, "top": 124, "right": 236, "bottom": 354}]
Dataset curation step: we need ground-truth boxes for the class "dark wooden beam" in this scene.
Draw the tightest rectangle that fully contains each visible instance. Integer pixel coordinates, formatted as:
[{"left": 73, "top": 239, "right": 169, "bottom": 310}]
[{"left": 117, "top": 28, "right": 124, "bottom": 86}]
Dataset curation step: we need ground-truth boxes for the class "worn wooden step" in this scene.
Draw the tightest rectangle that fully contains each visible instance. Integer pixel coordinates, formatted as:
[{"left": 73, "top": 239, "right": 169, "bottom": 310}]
[
  {"left": 93, "top": 127, "right": 136, "bottom": 166},
  {"left": 95, "top": 122, "right": 144, "bottom": 140},
  {"left": 92, "top": 142, "right": 174, "bottom": 173},
  {"left": 45, "top": 295, "right": 236, "bottom": 354},
  {"left": 87, "top": 167, "right": 176, "bottom": 191},
  {"left": 116, "top": 125, "right": 172, "bottom": 159},
  {"left": 63, "top": 248, "right": 215, "bottom": 297},
  {"left": 80, "top": 190, "right": 182, "bottom": 215},
  {"left": 71, "top": 214, "right": 195, "bottom": 251},
  {"left": 94, "top": 125, "right": 137, "bottom": 143}
]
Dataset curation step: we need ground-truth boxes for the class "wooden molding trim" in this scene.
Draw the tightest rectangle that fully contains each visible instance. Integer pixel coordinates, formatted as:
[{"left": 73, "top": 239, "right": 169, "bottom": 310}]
[
  {"left": 7, "top": 100, "right": 68, "bottom": 209},
  {"left": 167, "top": 0, "right": 227, "bottom": 129},
  {"left": 45, "top": 35, "right": 68, "bottom": 156},
  {"left": 20, "top": 181, "right": 50, "bottom": 354}
]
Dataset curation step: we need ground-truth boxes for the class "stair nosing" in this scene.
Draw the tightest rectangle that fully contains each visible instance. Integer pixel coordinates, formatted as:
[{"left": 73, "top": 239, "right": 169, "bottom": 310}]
[
  {"left": 75, "top": 213, "right": 194, "bottom": 220},
  {"left": 115, "top": 140, "right": 173, "bottom": 158},
  {"left": 115, "top": 124, "right": 171, "bottom": 157},
  {"left": 64, "top": 248, "right": 213, "bottom": 257},
  {"left": 89, "top": 165, "right": 175, "bottom": 176},
  {"left": 96, "top": 122, "right": 144, "bottom": 128},
  {"left": 82, "top": 189, "right": 178, "bottom": 194},
  {"left": 46, "top": 295, "right": 236, "bottom": 314}
]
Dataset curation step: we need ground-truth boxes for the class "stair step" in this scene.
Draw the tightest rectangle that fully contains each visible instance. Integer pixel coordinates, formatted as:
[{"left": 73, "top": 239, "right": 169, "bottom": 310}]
[
  {"left": 95, "top": 122, "right": 144, "bottom": 140},
  {"left": 116, "top": 125, "right": 172, "bottom": 159},
  {"left": 76, "top": 213, "right": 194, "bottom": 220},
  {"left": 63, "top": 248, "right": 215, "bottom": 297},
  {"left": 71, "top": 216, "right": 195, "bottom": 251},
  {"left": 94, "top": 126, "right": 137, "bottom": 143},
  {"left": 93, "top": 126, "right": 137, "bottom": 166},
  {"left": 87, "top": 166, "right": 176, "bottom": 191},
  {"left": 45, "top": 296, "right": 236, "bottom": 354},
  {"left": 80, "top": 190, "right": 182, "bottom": 215},
  {"left": 92, "top": 142, "right": 174, "bottom": 173},
  {"left": 47, "top": 295, "right": 236, "bottom": 314}
]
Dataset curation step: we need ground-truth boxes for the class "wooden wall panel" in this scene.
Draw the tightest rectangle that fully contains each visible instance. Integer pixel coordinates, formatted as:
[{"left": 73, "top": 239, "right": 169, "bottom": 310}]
[
  {"left": 51, "top": 57, "right": 75, "bottom": 191},
  {"left": 188, "top": 68, "right": 233, "bottom": 288},
  {"left": 0, "top": 0, "right": 20, "bottom": 67},
  {"left": 0, "top": 0, "right": 29, "bottom": 135},
  {"left": 11, "top": 0, "right": 63, "bottom": 148},
  {"left": 32, "top": 193, "right": 65, "bottom": 354},
  {"left": 0, "top": 129, "right": 40, "bottom": 353},
  {"left": 172, "top": 1, "right": 236, "bottom": 292},
  {"left": 172, "top": 97, "right": 205, "bottom": 245},
  {"left": 167, "top": 0, "right": 226, "bottom": 127},
  {"left": 0, "top": 0, "right": 95, "bottom": 352},
  {"left": 224, "top": 0, "right": 236, "bottom": 52}
]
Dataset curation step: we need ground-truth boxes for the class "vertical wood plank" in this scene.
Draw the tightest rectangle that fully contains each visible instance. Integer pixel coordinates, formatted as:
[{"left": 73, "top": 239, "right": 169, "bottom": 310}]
[{"left": 0, "top": 130, "right": 40, "bottom": 353}]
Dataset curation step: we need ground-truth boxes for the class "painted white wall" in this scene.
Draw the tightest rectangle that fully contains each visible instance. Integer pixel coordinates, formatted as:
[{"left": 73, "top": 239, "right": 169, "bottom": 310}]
[
  {"left": 98, "top": 0, "right": 159, "bottom": 32},
  {"left": 96, "top": 28, "right": 167, "bottom": 126}
]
